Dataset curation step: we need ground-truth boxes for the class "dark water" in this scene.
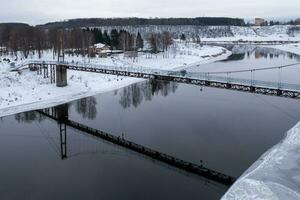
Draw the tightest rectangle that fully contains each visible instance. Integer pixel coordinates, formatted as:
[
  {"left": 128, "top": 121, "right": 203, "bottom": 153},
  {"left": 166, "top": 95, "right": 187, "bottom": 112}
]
[{"left": 1, "top": 46, "right": 300, "bottom": 200}]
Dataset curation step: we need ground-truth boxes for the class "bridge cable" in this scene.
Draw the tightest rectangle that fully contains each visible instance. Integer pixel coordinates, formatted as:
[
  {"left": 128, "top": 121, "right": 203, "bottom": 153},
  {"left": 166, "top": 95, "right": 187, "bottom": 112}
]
[
  {"left": 253, "top": 94, "right": 299, "bottom": 121},
  {"left": 199, "top": 62, "right": 300, "bottom": 75},
  {"left": 117, "top": 77, "right": 125, "bottom": 139},
  {"left": 33, "top": 120, "right": 61, "bottom": 157}
]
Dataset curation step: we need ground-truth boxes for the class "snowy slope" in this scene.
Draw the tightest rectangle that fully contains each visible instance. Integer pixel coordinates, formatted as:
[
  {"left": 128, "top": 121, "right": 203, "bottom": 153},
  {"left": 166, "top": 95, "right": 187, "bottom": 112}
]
[{"left": 92, "top": 25, "right": 300, "bottom": 41}]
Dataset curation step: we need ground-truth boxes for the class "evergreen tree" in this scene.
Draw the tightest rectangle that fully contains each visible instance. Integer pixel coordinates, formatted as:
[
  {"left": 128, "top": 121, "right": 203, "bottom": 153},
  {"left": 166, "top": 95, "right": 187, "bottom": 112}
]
[
  {"left": 136, "top": 32, "right": 144, "bottom": 50},
  {"left": 103, "top": 30, "right": 111, "bottom": 46},
  {"left": 110, "top": 29, "right": 120, "bottom": 49},
  {"left": 180, "top": 33, "right": 186, "bottom": 41}
]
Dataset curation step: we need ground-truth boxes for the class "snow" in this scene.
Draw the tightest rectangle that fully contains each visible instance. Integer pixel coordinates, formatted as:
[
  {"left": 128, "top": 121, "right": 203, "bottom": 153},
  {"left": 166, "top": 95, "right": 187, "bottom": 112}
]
[
  {"left": 202, "top": 25, "right": 300, "bottom": 42},
  {"left": 222, "top": 122, "right": 300, "bottom": 200},
  {"left": 0, "top": 43, "right": 230, "bottom": 117},
  {"left": 91, "top": 25, "right": 300, "bottom": 42},
  {"left": 94, "top": 43, "right": 106, "bottom": 48},
  {"left": 268, "top": 43, "right": 300, "bottom": 55}
]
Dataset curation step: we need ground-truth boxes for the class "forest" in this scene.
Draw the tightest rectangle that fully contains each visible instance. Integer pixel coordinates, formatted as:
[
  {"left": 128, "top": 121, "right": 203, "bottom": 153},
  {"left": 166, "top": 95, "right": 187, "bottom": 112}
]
[
  {"left": 0, "top": 25, "right": 175, "bottom": 59},
  {"left": 39, "top": 17, "right": 246, "bottom": 28}
]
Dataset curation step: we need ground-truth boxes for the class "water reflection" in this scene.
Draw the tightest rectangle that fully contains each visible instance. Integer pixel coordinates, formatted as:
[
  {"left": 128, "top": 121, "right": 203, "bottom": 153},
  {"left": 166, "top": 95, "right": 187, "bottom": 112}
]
[
  {"left": 188, "top": 45, "right": 300, "bottom": 84},
  {"left": 15, "top": 111, "right": 46, "bottom": 123},
  {"left": 119, "top": 80, "right": 178, "bottom": 109},
  {"left": 224, "top": 53, "right": 245, "bottom": 61},
  {"left": 36, "top": 105, "right": 234, "bottom": 187},
  {"left": 218, "top": 44, "right": 300, "bottom": 61},
  {"left": 75, "top": 97, "right": 97, "bottom": 120}
]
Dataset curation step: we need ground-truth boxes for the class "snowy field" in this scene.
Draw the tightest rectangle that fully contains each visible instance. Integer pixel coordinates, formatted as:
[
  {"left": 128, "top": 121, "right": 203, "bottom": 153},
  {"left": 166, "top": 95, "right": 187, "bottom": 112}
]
[
  {"left": 0, "top": 43, "right": 230, "bottom": 117},
  {"left": 222, "top": 44, "right": 300, "bottom": 200}
]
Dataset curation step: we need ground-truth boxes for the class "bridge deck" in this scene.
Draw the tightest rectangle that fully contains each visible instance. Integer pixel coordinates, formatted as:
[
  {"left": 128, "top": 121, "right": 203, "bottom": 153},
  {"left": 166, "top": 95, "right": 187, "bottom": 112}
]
[{"left": 16, "top": 60, "right": 300, "bottom": 99}]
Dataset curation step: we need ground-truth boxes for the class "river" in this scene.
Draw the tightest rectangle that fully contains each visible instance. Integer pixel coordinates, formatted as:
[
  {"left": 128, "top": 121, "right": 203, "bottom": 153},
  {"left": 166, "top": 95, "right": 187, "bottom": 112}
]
[{"left": 1, "top": 45, "right": 300, "bottom": 199}]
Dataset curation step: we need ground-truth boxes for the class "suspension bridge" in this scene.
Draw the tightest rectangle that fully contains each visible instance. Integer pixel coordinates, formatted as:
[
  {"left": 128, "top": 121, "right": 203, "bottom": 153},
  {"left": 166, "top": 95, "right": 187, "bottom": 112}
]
[
  {"left": 36, "top": 104, "right": 236, "bottom": 186},
  {"left": 14, "top": 60, "right": 300, "bottom": 99}
]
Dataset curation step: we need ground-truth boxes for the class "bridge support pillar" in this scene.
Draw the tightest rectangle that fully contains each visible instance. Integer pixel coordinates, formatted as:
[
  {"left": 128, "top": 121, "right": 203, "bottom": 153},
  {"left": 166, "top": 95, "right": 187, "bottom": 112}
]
[
  {"left": 59, "top": 122, "right": 67, "bottom": 160},
  {"left": 55, "top": 104, "right": 69, "bottom": 122},
  {"left": 56, "top": 65, "right": 67, "bottom": 87},
  {"left": 277, "top": 89, "right": 283, "bottom": 96}
]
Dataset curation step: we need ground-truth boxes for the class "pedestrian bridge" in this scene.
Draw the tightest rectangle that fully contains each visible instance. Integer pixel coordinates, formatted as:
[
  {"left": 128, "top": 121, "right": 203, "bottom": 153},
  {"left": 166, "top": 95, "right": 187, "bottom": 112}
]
[{"left": 15, "top": 60, "right": 300, "bottom": 99}]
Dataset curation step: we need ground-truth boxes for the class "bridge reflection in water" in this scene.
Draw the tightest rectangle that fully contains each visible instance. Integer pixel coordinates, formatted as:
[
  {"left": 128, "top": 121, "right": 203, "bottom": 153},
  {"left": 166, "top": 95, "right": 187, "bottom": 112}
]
[{"left": 36, "top": 104, "right": 236, "bottom": 186}]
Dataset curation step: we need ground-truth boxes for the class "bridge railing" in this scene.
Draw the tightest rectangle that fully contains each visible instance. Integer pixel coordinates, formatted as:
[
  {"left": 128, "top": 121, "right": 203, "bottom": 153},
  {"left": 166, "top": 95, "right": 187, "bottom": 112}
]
[{"left": 17, "top": 60, "right": 300, "bottom": 92}]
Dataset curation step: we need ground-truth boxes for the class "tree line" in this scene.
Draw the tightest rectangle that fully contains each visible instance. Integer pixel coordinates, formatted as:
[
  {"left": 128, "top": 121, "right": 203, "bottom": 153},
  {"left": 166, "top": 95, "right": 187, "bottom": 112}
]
[
  {"left": 0, "top": 26, "right": 95, "bottom": 59},
  {"left": 0, "top": 25, "right": 175, "bottom": 59},
  {"left": 40, "top": 17, "right": 245, "bottom": 29},
  {"left": 0, "top": 26, "right": 144, "bottom": 58},
  {"left": 86, "top": 28, "right": 144, "bottom": 51}
]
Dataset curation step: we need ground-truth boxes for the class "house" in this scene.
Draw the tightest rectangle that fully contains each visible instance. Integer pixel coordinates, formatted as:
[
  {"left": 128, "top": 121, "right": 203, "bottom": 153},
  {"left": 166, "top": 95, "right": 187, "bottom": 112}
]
[
  {"left": 295, "top": 18, "right": 300, "bottom": 25},
  {"left": 90, "top": 43, "right": 111, "bottom": 57},
  {"left": 255, "top": 18, "right": 265, "bottom": 26}
]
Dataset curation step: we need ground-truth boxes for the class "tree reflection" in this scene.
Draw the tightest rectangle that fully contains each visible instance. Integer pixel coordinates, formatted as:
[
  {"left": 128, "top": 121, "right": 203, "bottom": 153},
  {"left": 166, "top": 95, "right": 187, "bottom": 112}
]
[
  {"left": 119, "top": 80, "right": 178, "bottom": 109},
  {"left": 217, "top": 44, "right": 300, "bottom": 61},
  {"left": 224, "top": 53, "right": 245, "bottom": 61},
  {"left": 15, "top": 111, "right": 46, "bottom": 123},
  {"left": 75, "top": 97, "right": 97, "bottom": 120}
]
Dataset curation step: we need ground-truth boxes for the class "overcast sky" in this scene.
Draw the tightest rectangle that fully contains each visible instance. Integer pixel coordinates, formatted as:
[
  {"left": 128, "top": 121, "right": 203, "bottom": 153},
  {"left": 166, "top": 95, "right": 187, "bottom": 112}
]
[{"left": 0, "top": 0, "right": 299, "bottom": 25}]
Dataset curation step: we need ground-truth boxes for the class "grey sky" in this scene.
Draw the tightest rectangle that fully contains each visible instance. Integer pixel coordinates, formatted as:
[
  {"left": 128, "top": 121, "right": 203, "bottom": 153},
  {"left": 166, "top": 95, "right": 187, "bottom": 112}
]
[{"left": 0, "top": 0, "right": 299, "bottom": 25}]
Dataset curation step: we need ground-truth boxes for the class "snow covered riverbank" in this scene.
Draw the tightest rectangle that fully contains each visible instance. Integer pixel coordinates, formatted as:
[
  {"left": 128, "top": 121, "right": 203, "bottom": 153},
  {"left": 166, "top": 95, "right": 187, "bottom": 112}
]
[
  {"left": 0, "top": 43, "right": 230, "bottom": 117},
  {"left": 267, "top": 43, "right": 300, "bottom": 55},
  {"left": 222, "top": 122, "right": 300, "bottom": 200}
]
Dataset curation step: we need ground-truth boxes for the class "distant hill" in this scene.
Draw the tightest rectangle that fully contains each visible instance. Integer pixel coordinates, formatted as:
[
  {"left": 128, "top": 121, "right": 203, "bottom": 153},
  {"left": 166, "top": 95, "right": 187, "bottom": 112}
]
[
  {"left": 0, "top": 23, "right": 30, "bottom": 29},
  {"left": 38, "top": 17, "right": 245, "bottom": 28}
]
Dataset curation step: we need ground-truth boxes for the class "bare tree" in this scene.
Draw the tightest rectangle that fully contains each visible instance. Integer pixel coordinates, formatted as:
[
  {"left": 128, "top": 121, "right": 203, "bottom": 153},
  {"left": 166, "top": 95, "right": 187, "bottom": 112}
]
[
  {"left": 147, "top": 33, "right": 161, "bottom": 55},
  {"left": 161, "top": 31, "right": 173, "bottom": 57}
]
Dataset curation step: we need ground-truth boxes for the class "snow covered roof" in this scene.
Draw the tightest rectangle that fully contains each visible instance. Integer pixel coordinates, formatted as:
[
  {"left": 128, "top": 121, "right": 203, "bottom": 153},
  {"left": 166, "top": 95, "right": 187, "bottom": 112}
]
[{"left": 94, "top": 43, "right": 107, "bottom": 48}]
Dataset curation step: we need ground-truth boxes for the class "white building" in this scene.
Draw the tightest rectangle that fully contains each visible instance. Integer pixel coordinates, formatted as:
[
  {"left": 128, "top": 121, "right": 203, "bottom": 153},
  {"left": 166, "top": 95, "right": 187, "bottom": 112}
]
[{"left": 255, "top": 18, "right": 265, "bottom": 26}]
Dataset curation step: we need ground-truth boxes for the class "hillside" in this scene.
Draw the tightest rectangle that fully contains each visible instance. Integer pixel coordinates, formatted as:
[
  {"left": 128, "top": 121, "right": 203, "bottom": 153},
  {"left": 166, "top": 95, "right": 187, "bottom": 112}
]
[
  {"left": 0, "top": 23, "right": 30, "bottom": 29},
  {"left": 84, "top": 25, "right": 300, "bottom": 41},
  {"left": 38, "top": 17, "right": 245, "bottom": 28}
]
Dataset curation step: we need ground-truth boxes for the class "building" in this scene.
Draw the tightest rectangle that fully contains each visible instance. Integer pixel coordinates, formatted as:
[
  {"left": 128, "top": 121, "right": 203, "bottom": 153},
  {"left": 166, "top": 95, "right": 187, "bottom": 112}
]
[
  {"left": 295, "top": 18, "right": 300, "bottom": 25},
  {"left": 90, "top": 43, "right": 111, "bottom": 57},
  {"left": 255, "top": 18, "right": 265, "bottom": 26}
]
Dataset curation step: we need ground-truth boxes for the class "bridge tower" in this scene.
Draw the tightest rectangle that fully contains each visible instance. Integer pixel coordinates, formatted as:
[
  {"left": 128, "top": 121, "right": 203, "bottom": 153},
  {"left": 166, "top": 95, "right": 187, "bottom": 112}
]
[
  {"left": 56, "top": 104, "right": 69, "bottom": 159},
  {"left": 56, "top": 29, "right": 68, "bottom": 87}
]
